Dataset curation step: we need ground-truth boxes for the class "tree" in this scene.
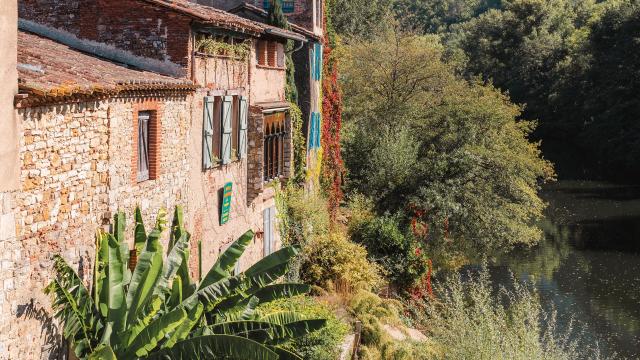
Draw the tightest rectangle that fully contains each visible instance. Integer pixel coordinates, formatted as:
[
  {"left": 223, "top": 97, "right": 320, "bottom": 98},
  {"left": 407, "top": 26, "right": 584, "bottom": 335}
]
[
  {"left": 46, "top": 207, "right": 325, "bottom": 359},
  {"left": 326, "top": 0, "right": 394, "bottom": 40},
  {"left": 394, "top": 0, "right": 500, "bottom": 34},
  {"left": 341, "top": 29, "right": 554, "bottom": 257}
]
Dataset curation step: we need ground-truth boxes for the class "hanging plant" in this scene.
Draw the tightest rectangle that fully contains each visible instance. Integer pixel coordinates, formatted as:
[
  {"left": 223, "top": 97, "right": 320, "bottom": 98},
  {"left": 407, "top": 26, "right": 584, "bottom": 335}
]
[{"left": 195, "top": 38, "right": 251, "bottom": 61}]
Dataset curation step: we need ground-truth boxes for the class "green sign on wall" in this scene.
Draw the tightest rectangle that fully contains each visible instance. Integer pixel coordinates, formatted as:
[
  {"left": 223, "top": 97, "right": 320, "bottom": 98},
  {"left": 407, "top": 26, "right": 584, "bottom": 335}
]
[{"left": 220, "top": 182, "right": 233, "bottom": 225}]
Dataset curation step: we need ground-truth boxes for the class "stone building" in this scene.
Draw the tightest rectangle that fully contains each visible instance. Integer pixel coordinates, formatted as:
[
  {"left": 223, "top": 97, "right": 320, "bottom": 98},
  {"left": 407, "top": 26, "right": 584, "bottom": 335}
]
[
  {"left": 201, "top": 0, "right": 326, "bottom": 183},
  {"left": 0, "top": 0, "right": 306, "bottom": 357}
]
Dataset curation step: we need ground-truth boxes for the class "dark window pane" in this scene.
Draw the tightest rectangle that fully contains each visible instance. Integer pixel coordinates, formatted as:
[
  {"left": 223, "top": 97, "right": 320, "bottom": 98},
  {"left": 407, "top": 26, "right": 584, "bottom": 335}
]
[{"left": 137, "top": 111, "right": 150, "bottom": 182}]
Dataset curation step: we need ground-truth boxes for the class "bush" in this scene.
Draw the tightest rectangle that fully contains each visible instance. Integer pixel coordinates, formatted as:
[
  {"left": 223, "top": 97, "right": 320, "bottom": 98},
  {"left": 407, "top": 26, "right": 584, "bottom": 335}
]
[
  {"left": 258, "top": 296, "right": 350, "bottom": 360},
  {"left": 409, "top": 268, "right": 601, "bottom": 360},
  {"left": 300, "top": 232, "right": 383, "bottom": 290},
  {"left": 349, "top": 213, "right": 429, "bottom": 289}
]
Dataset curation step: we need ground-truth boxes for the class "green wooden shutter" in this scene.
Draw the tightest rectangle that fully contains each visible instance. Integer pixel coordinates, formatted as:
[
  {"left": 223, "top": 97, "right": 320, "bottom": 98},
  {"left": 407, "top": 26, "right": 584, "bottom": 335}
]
[
  {"left": 238, "top": 96, "right": 248, "bottom": 159},
  {"left": 221, "top": 96, "right": 233, "bottom": 164},
  {"left": 202, "top": 96, "right": 215, "bottom": 169}
]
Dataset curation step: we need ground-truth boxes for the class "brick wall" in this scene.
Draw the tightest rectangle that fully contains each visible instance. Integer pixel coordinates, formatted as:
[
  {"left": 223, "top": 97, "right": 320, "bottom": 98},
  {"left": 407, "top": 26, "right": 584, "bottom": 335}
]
[
  {"left": 247, "top": 106, "right": 265, "bottom": 205},
  {"left": 19, "top": 0, "right": 193, "bottom": 67}
]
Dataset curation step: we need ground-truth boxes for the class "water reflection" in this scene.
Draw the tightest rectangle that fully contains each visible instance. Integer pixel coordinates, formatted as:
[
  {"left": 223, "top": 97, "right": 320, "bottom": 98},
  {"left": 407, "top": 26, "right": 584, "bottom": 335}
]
[{"left": 487, "top": 181, "right": 640, "bottom": 358}]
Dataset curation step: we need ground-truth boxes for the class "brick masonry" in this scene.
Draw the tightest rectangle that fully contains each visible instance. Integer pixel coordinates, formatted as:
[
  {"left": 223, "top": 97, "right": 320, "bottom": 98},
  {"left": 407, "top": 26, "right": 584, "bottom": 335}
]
[{"left": 19, "top": 0, "right": 193, "bottom": 67}]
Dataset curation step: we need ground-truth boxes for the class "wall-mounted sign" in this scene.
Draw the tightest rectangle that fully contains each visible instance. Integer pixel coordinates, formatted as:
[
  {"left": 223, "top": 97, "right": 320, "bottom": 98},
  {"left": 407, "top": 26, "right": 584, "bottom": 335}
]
[{"left": 220, "top": 182, "right": 233, "bottom": 225}]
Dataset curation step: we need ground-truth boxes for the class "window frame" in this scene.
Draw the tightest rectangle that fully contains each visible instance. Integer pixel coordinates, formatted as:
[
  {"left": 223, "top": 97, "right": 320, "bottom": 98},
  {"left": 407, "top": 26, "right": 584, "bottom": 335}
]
[
  {"left": 137, "top": 111, "right": 151, "bottom": 182},
  {"left": 263, "top": 111, "right": 288, "bottom": 182}
]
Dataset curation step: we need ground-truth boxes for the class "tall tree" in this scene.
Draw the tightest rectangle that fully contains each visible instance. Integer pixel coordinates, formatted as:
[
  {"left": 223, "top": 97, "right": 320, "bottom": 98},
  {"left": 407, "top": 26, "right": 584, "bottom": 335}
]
[{"left": 341, "top": 29, "right": 554, "bottom": 256}]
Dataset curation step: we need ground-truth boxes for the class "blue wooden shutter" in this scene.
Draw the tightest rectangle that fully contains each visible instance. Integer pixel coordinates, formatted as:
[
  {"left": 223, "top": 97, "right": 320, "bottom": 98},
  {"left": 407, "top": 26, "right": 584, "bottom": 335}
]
[
  {"left": 238, "top": 96, "right": 248, "bottom": 159},
  {"left": 203, "top": 97, "right": 215, "bottom": 169},
  {"left": 315, "top": 113, "right": 322, "bottom": 148},
  {"left": 314, "top": 43, "right": 323, "bottom": 80},
  {"left": 221, "top": 96, "right": 233, "bottom": 164}
]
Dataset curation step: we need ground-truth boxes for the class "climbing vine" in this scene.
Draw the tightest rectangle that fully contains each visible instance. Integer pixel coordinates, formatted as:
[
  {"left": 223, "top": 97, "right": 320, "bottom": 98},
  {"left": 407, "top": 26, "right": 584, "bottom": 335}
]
[
  {"left": 195, "top": 37, "right": 250, "bottom": 60},
  {"left": 321, "top": 0, "right": 345, "bottom": 221}
]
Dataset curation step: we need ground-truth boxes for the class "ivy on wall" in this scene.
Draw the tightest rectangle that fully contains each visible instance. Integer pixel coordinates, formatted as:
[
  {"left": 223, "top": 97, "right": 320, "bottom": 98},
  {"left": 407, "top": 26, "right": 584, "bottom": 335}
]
[{"left": 321, "top": 0, "right": 345, "bottom": 221}]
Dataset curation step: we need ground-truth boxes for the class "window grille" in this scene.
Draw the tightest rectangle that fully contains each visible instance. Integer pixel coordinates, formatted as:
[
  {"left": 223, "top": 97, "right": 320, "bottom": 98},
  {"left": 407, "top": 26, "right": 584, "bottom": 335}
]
[{"left": 263, "top": 112, "right": 287, "bottom": 181}]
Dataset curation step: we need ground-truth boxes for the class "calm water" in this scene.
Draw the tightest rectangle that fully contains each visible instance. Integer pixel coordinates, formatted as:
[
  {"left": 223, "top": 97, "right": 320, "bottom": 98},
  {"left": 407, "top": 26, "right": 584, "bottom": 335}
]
[{"left": 479, "top": 181, "right": 640, "bottom": 359}]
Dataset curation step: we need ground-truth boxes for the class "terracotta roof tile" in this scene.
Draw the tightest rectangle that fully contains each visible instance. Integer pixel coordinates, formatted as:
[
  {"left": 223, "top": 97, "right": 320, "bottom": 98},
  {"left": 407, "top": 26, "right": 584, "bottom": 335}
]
[
  {"left": 140, "top": 0, "right": 302, "bottom": 39},
  {"left": 17, "top": 30, "right": 195, "bottom": 102}
]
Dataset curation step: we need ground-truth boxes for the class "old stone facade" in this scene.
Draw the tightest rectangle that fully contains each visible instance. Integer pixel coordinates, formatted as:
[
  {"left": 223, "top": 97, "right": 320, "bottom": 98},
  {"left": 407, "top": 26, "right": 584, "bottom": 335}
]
[{"left": 0, "top": 0, "right": 304, "bottom": 357}]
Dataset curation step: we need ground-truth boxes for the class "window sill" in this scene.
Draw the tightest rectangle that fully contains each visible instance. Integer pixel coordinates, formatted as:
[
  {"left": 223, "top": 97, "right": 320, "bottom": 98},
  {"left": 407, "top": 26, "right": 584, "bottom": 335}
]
[{"left": 256, "top": 64, "right": 286, "bottom": 71}]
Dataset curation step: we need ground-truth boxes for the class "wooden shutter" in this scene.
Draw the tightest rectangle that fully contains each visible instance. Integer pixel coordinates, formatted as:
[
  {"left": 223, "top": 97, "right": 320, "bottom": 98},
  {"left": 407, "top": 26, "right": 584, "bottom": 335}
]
[
  {"left": 315, "top": 112, "right": 321, "bottom": 148},
  {"left": 238, "top": 96, "right": 248, "bottom": 159},
  {"left": 203, "top": 97, "right": 215, "bottom": 170},
  {"left": 138, "top": 112, "right": 150, "bottom": 181},
  {"left": 263, "top": 207, "right": 275, "bottom": 256},
  {"left": 221, "top": 96, "right": 233, "bottom": 164}
]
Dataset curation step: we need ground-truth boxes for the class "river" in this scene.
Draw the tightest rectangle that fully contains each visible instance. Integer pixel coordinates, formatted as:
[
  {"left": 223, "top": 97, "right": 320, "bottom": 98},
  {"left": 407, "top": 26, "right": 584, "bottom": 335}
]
[{"left": 477, "top": 181, "right": 640, "bottom": 359}]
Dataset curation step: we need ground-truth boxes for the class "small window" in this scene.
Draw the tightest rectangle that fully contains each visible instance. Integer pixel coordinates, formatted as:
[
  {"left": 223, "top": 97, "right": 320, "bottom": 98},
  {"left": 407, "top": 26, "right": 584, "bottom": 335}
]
[
  {"left": 282, "top": 1, "right": 295, "bottom": 13},
  {"left": 257, "top": 40, "right": 268, "bottom": 66},
  {"left": 264, "top": 111, "right": 287, "bottom": 181},
  {"left": 137, "top": 111, "right": 151, "bottom": 182}
]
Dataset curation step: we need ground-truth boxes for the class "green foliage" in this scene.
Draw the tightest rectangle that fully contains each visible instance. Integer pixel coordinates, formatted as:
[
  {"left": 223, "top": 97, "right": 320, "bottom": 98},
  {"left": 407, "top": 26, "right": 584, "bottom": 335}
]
[
  {"left": 394, "top": 0, "right": 500, "bottom": 33},
  {"left": 341, "top": 30, "right": 554, "bottom": 257},
  {"left": 267, "top": 0, "right": 289, "bottom": 29},
  {"left": 195, "top": 37, "right": 251, "bottom": 60},
  {"left": 258, "top": 296, "right": 350, "bottom": 360},
  {"left": 300, "top": 231, "right": 383, "bottom": 290},
  {"left": 46, "top": 207, "right": 325, "bottom": 359},
  {"left": 289, "top": 104, "right": 306, "bottom": 184},
  {"left": 448, "top": 0, "right": 640, "bottom": 181},
  {"left": 349, "top": 213, "right": 429, "bottom": 289},
  {"left": 326, "top": 0, "right": 395, "bottom": 40},
  {"left": 407, "top": 268, "right": 601, "bottom": 359}
]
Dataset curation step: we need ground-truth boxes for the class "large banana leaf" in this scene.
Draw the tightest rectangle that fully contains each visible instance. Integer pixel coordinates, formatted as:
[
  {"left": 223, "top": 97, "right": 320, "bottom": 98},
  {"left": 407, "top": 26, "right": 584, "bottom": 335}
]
[
  {"left": 211, "top": 296, "right": 260, "bottom": 323},
  {"left": 199, "top": 230, "right": 254, "bottom": 290},
  {"left": 88, "top": 344, "right": 117, "bottom": 360},
  {"left": 134, "top": 207, "right": 147, "bottom": 255},
  {"left": 45, "top": 278, "right": 94, "bottom": 354},
  {"left": 126, "top": 228, "right": 164, "bottom": 325},
  {"left": 105, "top": 233, "right": 127, "bottom": 343},
  {"left": 169, "top": 206, "right": 184, "bottom": 250},
  {"left": 271, "top": 346, "right": 303, "bottom": 360},
  {"left": 122, "top": 296, "right": 163, "bottom": 347},
  {"left": 209, "top": 320, "right": 279, "bottom": 335},
  {"left": 258, "top": 311, "right": 306, "bottom": 326},
  {"left": 124, "top": 307, "right": 187, "bottom": 358},
  {"left": 251, "top": 284, "right": 310, "bottom": 304},
  {"left": 196, "top": 276, "right": 246, "bottom": 311},
  {"left": 153, "top": 232, "right": 190, "bottom": 299},
  {"left": 242, "top": 319, "right": 327, "bottom": 345},
  {"left": 243, "top": 246, "right": 301, "bottom": 292},
  {"left": 145, "top": 335, "right": 279, "bottom": 360},
  {"left": 163, "top": 303, "right": 203, "bottom": 349}
]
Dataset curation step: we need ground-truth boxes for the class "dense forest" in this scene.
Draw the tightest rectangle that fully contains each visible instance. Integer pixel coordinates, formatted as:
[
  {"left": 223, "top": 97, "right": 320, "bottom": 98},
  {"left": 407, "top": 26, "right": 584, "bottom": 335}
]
[{"left": 333, "top": 0, "right": 640, "bottom": 183}]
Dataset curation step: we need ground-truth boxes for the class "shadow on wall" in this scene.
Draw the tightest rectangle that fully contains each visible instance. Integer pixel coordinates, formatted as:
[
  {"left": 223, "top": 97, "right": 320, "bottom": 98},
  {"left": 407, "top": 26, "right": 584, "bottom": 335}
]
[{"left": 16, "top": 299, "right": 66, "bottom": 360}]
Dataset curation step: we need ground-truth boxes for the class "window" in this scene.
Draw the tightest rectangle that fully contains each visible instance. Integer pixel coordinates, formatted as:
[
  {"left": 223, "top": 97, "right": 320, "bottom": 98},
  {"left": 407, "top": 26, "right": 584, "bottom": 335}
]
[
  {"left": 264, "top": 112, "right": 287, "bottom": 181},
  {"left": 263, "top": 0, "right": 295, "bottom": 13},
  {"left": 203, "top": 95, "right": 248, "bottom": 170},
  {"left": 135, "top": 110, "right": 159, "bottom": 182},
  {"left": 257, "top": 40, "right": 284, "bottom": 68},
  {"left": 137, "top": 111, "right": 150, "bottom": 182}
]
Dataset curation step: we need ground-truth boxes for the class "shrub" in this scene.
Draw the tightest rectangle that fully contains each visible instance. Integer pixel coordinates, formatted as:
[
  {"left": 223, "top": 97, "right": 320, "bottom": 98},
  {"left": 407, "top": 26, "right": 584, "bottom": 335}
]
[
  {"left": 409, "top": 268, "right": 601, "bottom": 360},
  {"left": 258, "top": 296, "right": 350, "bottom": 360},
  {"left": 349, "top": 213, "right": 429, "bottom": 289},
  {"left": 300, "top": 231, "right": 383, "bottom": 290}
]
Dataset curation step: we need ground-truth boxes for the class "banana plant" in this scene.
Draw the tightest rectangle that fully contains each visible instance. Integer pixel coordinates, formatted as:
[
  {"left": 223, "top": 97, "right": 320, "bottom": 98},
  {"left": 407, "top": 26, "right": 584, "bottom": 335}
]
[{"left": 45, "top": 206, "right": 325, "bottom": 359}]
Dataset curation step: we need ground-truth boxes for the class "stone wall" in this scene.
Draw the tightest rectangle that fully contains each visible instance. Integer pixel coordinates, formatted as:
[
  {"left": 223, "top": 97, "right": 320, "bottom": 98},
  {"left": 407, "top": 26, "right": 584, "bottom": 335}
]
[{"left": 0, "top": 95, "right": 193, "bottom": 359}]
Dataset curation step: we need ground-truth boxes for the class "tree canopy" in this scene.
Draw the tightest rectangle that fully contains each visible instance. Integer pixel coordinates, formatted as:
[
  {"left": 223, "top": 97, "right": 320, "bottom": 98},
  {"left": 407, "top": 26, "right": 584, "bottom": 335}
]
[{"left": 341, "top": 30, "right": 554, "bottom": 256}]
